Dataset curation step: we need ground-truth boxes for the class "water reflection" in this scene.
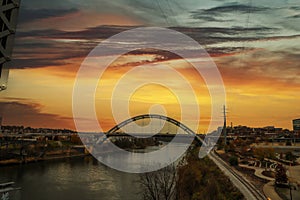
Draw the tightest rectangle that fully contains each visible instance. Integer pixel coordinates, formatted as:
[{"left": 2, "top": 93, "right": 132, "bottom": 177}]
[
  {"left": 0, "top": 143, "right": 188, "bottom": 200},
  {"left": 0, "top": 156, "right": 141, "bottom": 200}
]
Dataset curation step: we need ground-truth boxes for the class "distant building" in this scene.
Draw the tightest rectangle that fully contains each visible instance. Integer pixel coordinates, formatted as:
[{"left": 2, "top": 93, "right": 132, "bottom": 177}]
[
  {"left": 264, "top": 126, "right": 275, "bottom": 129},
  {"left": 293, "top": 118, "right": 300, "bottom": 131},
  {"left": 263, "top": 126, "right": 275, "bottom": 132}
]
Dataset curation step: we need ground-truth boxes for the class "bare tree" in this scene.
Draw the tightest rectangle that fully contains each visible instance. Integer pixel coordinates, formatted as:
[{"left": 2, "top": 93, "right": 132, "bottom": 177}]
[{"left": 139, "top": 164, "right": 177, "bottom": 200}]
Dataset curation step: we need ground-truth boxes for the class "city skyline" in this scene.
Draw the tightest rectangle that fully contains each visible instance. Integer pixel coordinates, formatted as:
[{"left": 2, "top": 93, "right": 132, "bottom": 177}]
[{"left": 0, "top": 0, "right": 299, "bottom": 131}]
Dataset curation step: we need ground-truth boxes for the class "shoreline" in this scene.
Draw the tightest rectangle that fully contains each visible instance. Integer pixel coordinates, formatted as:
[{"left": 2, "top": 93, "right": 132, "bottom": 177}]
[
  {"left": 0, "top": 144, "right": 158, "bottom": 167},
  {"left": 0, "top": 153, "right": 89, "bottom": 167}
]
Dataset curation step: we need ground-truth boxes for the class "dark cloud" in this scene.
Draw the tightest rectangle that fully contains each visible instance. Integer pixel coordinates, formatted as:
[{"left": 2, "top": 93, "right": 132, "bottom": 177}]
[
  {"left": 216, "top": 49, "right": 300, "bottom": 86},
  {"left": 123, "top": 47, "right": 251, "bottom": 64},
  {"left": 40, "top": 26, "right": 132, "bottom": 40},
  {"left": 289, "top": 6, "right": 300, "bottom": 11},
  {"left": 174, "top": 26, "right": 275, "bottom": 39},
  {"left": 21, "top": 0, "right": 77, "bottom": 10},
  {"left": 11, "top": 25, "right": 293, "bottom": 69},
  {"left": 191, "top": 3, "right": 270, "bottom": 22},
  {"left": 0, "top": 101, "right": 74, "bottom": 129},
  {"left": 12, "top": 58, "right": 64, "bottom": 69},
  {"left": 19, "top": 25, "right": 274, "bottom": 41},
  {"left": 15, "top": 29, "right": 65, "bottom": 38},
  {"left": 12, "top": 34, "right": 97, "bottom": 68},
  {"left": 203, "top": 4, "right": 268, "bottom": 13},
  {"left": 206, "top": 47, "right": 252, "bottom": 56},
  {"left": 18, "top": 8, "right": 79, "bottom": 24},
  {"left": 287, "top": 14, "right": 300, "bottom": 19}
]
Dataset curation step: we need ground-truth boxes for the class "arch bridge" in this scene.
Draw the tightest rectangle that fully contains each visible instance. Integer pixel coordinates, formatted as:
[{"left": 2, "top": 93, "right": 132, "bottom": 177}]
[{"left": 106, "top": 114, "right": 203, "bottom": 144}]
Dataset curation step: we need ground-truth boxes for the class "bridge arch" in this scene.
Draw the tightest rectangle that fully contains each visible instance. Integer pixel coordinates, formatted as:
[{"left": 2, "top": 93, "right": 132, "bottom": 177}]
[{"left": 107, "top": 114, "right": 196, "bottom": 135}]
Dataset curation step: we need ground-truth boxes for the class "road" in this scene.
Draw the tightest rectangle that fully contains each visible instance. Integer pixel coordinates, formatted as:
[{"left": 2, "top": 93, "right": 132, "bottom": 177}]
[{"left": 209, "top": 151, "right": 266, "bottom": 200}]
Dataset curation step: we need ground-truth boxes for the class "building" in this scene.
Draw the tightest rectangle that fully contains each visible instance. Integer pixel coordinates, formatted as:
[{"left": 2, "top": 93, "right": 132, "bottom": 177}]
[{"left": 293, "top": 118, "right": 300, "bottom": 131}]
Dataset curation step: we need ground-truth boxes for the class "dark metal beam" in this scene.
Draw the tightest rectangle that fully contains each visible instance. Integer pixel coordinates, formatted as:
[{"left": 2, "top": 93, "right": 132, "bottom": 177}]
[
  {"left": 0, "top": 0, "right": 21, "bottom": 91},
  {"left": 107, "top": 114, "right": 196, "bottom": 135}
]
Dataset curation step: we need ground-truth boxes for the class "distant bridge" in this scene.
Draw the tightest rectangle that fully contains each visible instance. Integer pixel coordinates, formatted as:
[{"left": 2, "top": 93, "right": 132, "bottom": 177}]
[
  {"left": 108, "top": 114, "right": 196, "bottom": 135},
  {"left": 106, "top": 114, "right": 203, "bottom": 144}
]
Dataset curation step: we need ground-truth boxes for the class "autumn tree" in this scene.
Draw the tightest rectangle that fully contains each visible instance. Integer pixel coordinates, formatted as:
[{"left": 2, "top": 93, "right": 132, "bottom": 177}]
[
  {"left": 285, "top": 152, "right": 297, "bottom": 163},
  {"left": 229, "top": 156, "right": 239, "bottom": 166},
  {"left": 176, "top": 147, "right": 244, "bottom": 200},
  {"left": 275, "top": 164, "right": 288, "bottom": 185},
  {"left": 253, "top": 148, "right": 275, "bottom": 161}
]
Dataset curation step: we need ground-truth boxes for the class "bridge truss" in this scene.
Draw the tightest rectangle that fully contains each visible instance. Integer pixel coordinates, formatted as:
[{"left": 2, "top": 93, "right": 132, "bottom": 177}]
[
  {"left": 106, "top": 114, "right": 205, "bottom": 145},
  {"left": 0, "top": 0, "right": 21, "bottom": 91},
  {"left": 107, "top": 114, "right": 196, "bottom": 135}
]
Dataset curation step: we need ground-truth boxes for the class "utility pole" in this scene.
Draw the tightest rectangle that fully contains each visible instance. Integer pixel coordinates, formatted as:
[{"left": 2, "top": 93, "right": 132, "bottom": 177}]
[
  {"left": 289, "top": 165, "right": 293, "bottom": 200},
  {"left": 0, "top": 117, "right": 2, "bottom": 134},
  {"left": 223, "top": 105, "right": 227, "bottom": 147},
  {"left": 289, "top": 183, "right": 293, "bottom": 200}
]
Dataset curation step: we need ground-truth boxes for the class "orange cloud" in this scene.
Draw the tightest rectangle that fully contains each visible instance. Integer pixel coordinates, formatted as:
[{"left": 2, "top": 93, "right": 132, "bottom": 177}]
[{"left": 2, "top": 42, "right": 299, "bottom": 131}]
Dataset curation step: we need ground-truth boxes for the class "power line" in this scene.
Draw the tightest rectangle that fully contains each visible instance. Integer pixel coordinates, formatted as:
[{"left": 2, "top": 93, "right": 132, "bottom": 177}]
[
  {"left": 238, "top": 0, "right": 253, "bottom": 68},
  {"left": 223, "top": 105, "right": 228, "bottom": 147}
]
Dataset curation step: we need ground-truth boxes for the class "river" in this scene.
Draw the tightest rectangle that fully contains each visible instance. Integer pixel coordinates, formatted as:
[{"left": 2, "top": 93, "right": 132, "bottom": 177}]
[
  {"left": 0, "top": 143, "right": 188, "bottom": 200},
  {"left": 0, "top": 156, "right": 142, "bottom": 200}
]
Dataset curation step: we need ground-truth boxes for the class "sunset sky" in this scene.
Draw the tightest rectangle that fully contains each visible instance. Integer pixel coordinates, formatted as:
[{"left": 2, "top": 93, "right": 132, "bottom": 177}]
[{"left": 0, "top": 0, "right": 299, "bottom": 132}]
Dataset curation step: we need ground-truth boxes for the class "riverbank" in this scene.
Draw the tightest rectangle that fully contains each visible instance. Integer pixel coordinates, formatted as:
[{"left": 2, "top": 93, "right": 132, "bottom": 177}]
[
  {"left": 0, "top": 151, "right": 89, "bottom": 166},
  {"left": 0, "top": 139, "right": 162, "bottom": 167}
]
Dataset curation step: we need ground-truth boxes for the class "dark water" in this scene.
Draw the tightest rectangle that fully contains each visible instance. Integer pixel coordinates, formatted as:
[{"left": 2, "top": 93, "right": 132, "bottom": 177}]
[{"left": 0, "top": 157, "right": 142, "bottom": 200}]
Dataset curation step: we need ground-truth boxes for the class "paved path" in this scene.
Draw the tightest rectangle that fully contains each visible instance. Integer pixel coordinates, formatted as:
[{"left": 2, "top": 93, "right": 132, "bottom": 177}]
[
  {"left": 239, "top": 164, "right": 275, "bottom": 181},
  {"left": 263, "top": 181, "right": 282, "bottom": 200},
  {"left": 239, "top": 165, "right": 283, "bottom": 200},
  {"left": 288, "top": 164, "right": 300, "bottom": 184}
]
